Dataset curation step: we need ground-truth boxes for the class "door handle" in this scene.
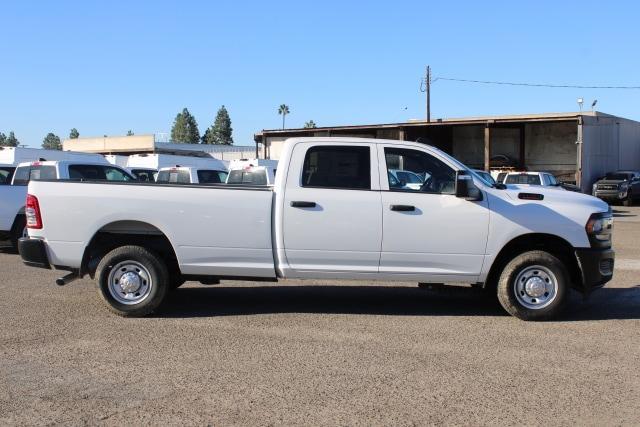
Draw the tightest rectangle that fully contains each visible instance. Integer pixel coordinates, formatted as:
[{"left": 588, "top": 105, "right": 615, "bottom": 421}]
[
  {"left": 291, "top": 201, "right": 316, "bottom": 208},
  {"left": 390, "top": 204, "right": 415, "bottom": 211}
]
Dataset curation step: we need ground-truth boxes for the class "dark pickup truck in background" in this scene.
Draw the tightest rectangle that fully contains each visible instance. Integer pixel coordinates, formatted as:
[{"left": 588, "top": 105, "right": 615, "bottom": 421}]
[{"left": 592, "top": 171, "right": 640, "bottom": 206}]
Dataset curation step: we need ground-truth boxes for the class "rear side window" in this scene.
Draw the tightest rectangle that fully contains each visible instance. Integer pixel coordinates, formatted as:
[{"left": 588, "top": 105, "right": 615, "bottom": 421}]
[
  {"left": 0, "top": 167, "right": 16, "bottom": 185},
  {"left": 197, "top": 170, "right": 228, "bottom": 184},
  {"left": 13, "top": 165, "right": 57, "bottom": 185},
  {"left": 157, "top": 170, "right": 191, "bottom": 184},
  {"left": 505, "top": 174, "right": 541, "bottom": 185},
  {"left": 227, "top": 170, "right": 268, "bottom": 185},
  {"left": 302, "top": 146, "right": 370, "bottom": 190}
]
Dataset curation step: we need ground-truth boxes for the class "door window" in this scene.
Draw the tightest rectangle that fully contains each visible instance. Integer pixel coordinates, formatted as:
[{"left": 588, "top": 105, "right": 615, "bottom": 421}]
[
  {"left": 302, "top": 146, "right": 371, "bottom": 190},
  {"left": 384, "top": 148, "right": 455, "bottom": 194},
  {"left": 104, "top": 166, "right": 134, "bottom": 181}
]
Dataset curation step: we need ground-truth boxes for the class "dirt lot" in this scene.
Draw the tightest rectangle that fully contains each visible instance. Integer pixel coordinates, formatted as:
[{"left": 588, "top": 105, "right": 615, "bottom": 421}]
[{"left": 1, "top": 207, "right": 639, "bottom": 425}]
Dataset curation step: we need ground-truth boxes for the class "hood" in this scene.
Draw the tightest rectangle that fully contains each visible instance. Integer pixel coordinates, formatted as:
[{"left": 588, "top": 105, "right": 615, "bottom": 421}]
[
  {"left": 596, "top": 179, "right": 627, "bottom": 185},
  {"left": 499, "top": 185, "right": 609, "bottom": 213}
]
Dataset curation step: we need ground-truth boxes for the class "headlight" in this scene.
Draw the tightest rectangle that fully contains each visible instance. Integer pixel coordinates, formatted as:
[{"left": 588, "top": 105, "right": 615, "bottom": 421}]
[{"left": 586, "top": 212, "right": 613, "bottom": 248}]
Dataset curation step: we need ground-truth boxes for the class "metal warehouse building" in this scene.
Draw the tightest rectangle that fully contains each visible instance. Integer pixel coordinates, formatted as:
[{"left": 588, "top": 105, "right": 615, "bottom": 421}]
[{"left": 254, "top": 111, "right": 640, "bottom": 192}]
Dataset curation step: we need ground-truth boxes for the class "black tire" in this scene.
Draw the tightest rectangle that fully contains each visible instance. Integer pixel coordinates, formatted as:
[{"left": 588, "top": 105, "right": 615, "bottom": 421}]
[
  {"left": 95, "top": 245, "right": 169, "bottom": 317},
  {"left": 623, "top": 192, "right": 633, "bottom": 207},
  {"left": 496, "top": 250, "right": 568, "bottom": 321},
  {"left": 10, "top": 215, "right": 26, "bottom": 250}
]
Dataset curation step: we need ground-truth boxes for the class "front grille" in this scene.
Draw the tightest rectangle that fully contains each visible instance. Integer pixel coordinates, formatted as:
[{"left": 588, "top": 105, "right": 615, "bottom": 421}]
[{"left": 598, "top": 185, "right": 618, "bottom": 191}]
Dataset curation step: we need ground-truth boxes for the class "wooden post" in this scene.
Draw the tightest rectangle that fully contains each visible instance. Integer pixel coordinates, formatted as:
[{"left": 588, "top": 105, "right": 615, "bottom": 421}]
[
  {"left": 484, "top": 123, "right": 491, "bottom": 172},
  {"left": 519, "top": 125, "right": 526, "bottom": 169}
]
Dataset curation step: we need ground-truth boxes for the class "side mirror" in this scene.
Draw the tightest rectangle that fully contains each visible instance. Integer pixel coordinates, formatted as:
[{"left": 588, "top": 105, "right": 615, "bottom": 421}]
[{"left": 456, "top": 171, "right": 483, "bottom": 201}]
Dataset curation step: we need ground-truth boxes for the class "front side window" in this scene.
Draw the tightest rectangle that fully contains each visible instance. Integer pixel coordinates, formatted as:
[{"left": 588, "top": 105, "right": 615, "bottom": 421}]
[
  {"left": 384, "top": 148, "right": 455, "bottom": 194},
  {"left": 302, "top": 146, "right": 371, "bottom": 190},
  {"left": 104, "top": 167, "right": 134, "bottom": 181}
]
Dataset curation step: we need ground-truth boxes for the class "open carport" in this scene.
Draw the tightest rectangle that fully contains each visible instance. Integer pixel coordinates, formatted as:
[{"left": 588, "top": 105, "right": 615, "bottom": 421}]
[{"left": 255, "top": 111, "right": 640, "bottom": 192}]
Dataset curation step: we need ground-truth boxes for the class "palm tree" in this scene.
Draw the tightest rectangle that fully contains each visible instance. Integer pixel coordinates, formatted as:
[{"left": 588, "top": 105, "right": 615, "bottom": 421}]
[{"left": 278, "top": 104, "right": 290, "bottom": 129}]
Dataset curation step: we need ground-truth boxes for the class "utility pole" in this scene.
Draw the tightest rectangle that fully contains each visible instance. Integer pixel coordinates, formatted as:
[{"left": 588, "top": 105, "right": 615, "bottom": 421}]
[{"left": 426, "top": 65, "right": 431, "bottom": 123}]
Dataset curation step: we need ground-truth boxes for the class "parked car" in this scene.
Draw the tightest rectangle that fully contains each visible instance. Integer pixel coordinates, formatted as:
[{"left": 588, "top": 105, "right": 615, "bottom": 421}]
[
  {"left": 592, "top": 171, "right": 640, "bottom": 206},
  {"left": 228, "top": 158, "right": 278, "bottom": 173},
  {"left": 129, "top": 154, "right": 227, "bottom": 183},
  {"left": 156, "top": 166, "right": 228, "bottom": 184},
  {"left": 503, "top": 171, "right": 564, "bottom": 188},
  {"left": 388, "top": 169, "right": 425, "bottom": 190},
  {"left": 0, "top": 160, "right": 134, "bottom": 249},
  {"left": 19, "top": 137, "right": 614, "bottom": 321}
]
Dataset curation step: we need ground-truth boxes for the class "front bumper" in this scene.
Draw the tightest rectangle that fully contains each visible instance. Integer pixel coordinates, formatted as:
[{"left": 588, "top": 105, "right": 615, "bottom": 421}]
[
  {"left": 575, "top": 248, "right": 615, "bottom": 293},
  {"left": 18, "top": 238, "right": 51, "bottom": 269},
  {"left": 593, "top": 190, "right": 626, "bottom": 201}
]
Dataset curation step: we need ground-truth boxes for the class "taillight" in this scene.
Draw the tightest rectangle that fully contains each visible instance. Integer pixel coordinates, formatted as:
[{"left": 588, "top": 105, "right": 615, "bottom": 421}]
[{"left": 25, "top": 194, "right": 43, "bottom": 229}]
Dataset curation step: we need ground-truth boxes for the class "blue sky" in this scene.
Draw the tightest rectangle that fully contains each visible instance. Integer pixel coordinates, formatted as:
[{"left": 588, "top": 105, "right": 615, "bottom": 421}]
[{"left": 2, "top": 0, "right": 639, "bottom": 148}]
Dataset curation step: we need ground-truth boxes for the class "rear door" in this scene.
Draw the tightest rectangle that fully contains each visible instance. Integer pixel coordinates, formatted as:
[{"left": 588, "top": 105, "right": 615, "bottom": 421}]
[
  {"left": 282, "top": 142, "right": 382, "bottom": 274},
  {"left": 377, "top": 145, "right": 489, "bottom": 281}
]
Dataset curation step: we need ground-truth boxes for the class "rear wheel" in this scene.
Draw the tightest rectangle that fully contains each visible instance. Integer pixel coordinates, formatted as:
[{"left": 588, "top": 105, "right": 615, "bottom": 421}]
[
  {"left": 496, "top": 250, "right": 568, "bottom": 321},
  {"left": 96, "top": 245, "right": 169, "bottom": 317}
]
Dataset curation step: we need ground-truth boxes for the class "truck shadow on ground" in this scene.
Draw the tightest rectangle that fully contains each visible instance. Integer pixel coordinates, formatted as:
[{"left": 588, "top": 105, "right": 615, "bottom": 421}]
[
  {"left": 612, "top": 209, "right": 637, "bottom": 218},
  {"left": 159, "top": 284, "right": 640, "bottom": 321}
]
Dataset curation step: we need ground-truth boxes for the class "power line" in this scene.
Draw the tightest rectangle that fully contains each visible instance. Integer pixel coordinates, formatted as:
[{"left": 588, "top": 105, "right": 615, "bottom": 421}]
[{"left": 431, "top": 76, "right": 640, "bottom": 90}]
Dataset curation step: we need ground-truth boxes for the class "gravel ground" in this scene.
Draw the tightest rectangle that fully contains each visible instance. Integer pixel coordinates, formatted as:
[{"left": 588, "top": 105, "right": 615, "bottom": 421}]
[{"left": 0, "top": 207, "right": 639, "bottom": 426}]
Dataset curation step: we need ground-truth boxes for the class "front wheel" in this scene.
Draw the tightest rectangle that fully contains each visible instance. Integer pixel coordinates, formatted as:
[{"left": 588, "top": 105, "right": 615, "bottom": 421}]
[
  {"left": 497, "top": 250, "right": 568, "bottom": 321},
  {"left": 96, "top": 245, "right": 169, "bottom": 317},
  {"left": 623, "top": 192, "right": 633, "bottom": 207}
]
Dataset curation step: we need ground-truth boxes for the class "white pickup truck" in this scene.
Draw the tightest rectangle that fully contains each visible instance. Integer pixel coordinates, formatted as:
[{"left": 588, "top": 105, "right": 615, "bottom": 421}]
[
  {"left": 19, "top": 138, "right": 614, "bottom": 321},
  {"left": 1, "top": 160, "right": 134, "bottom": 249}
]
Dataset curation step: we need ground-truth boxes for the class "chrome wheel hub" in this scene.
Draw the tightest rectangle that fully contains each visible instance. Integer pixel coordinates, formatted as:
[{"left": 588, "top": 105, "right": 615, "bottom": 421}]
[
  {"left": 107, "top": 261, "right": 153, "bottom": 305},
  {"left": 513, "top": 265, "right": 558, "bottom": 310}
]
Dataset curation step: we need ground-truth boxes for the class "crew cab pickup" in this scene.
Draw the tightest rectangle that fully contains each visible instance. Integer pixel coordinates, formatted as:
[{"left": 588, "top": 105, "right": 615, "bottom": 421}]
[{"left": 19, "top": 138, "right": 615, "bottom": 321}]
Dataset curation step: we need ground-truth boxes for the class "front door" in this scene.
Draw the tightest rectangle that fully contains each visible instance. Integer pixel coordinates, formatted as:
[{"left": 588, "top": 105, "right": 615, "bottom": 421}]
[
  {"left": 282, "top": 143, "right": 382, "bottom": 275},
  {"left": 378, "top": 145, "right": 489, "bottom": 282}
]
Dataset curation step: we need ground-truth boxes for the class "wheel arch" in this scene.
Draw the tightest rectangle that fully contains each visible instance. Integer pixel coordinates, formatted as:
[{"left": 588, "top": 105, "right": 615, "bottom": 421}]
[
  {"left": 485, "top": 233, "right": 582, "bottom": 293},
  {"left": 81, "top": 220, "right": 180, "bottom": 279}
]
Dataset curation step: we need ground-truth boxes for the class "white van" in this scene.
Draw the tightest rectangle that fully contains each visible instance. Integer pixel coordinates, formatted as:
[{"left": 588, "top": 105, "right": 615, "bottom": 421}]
[
  {"left": 127, "top": 154, "right": 227, "bottom": 182},
  {"left": 156, "top": 166, "right": 228, "bottom": 184}
]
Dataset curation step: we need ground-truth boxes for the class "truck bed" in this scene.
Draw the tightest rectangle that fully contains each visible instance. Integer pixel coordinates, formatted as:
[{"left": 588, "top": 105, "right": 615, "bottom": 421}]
[{"left": 28, "top": 180, "right": 277, "bottom": 278}]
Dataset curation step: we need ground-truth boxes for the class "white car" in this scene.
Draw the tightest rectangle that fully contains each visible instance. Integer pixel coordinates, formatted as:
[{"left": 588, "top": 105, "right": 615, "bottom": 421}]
[
  {"left": 129, "top": 154, "right": 228, "bottom": 183},
  {"left": 156, "top": 166, "right": 228, "bottom": 184},
  {"left": 503, "top": 171, "right": 563, "bottom": 188},
  {"left": 19, "top": 137, "right": 613, "bottom": 321}
]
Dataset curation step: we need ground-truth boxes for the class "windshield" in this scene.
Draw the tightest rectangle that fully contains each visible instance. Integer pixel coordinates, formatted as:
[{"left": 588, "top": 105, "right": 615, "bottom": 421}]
[
  {"left": 13, "top": 165, "right": 57, "bottom": 185},
  {"left": 505, "top": 174, "right": 541, "bottom": 185},
  {"left": 227, "top": 169, "right": 268, "bottom": 185},
  {"left": 197, "top": 170, "right": 228, "bottom": 184},
  {"left": 605, "top": 173, "right": 631, "bottom": 181}
]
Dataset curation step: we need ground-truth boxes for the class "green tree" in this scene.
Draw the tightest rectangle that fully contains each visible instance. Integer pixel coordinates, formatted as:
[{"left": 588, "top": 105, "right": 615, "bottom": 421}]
[
  {"left": 69, "top": 128, "right": 79, "bottom": 139},
  {"left": 42, "top": 133, "right": 62, "bottom": 150},
  {"left": 304, "top": 120, "right": 317, "bottom": 129},
  {"left": 6, "top": 131, "right": 19, "bottom": 147},
  {"left": 202, "top": 105, "right": 233, "bottom": 145},
  {"left": 127, "top": 130, "right": 134, "bottom": 136},
  {"left": 170, "top": 108, "right": 200, "bottom": 143},
  {"left": 0, "top": 132, "right": 6, "bottom": 146},
  {"left": 278, "top": 104, "right": 290, "bottom": 129}
]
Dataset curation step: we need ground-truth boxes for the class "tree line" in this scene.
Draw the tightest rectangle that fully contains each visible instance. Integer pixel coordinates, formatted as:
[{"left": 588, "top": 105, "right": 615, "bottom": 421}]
[{"left": 3, "top": 104, "right": 316, "bottom": 151}]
